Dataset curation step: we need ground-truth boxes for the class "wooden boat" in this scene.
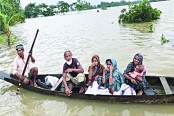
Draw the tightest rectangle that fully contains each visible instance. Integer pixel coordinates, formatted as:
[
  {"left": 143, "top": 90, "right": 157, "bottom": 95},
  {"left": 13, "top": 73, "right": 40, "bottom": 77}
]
[{"left": 1, "top": 71, "right": 174, "bottom": 104}]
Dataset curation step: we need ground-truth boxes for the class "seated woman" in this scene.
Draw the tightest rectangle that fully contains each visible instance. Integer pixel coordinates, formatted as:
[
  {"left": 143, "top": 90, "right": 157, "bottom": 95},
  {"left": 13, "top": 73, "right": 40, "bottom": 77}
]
[
  {"left": 87, "top": 55, "right": 105, "bottom": 86},
  {"left": 102, "top": 58, "right": 124, "bottom": 94},
  {"left": 123, "top": 53, "right": 147, "bottom": 95}
]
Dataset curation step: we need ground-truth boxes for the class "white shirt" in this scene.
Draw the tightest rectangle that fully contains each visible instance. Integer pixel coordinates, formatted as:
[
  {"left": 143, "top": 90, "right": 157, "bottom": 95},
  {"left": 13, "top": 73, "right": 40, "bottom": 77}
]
[{"left": 12, "top": 53, "right": 33, "bottom": 76}]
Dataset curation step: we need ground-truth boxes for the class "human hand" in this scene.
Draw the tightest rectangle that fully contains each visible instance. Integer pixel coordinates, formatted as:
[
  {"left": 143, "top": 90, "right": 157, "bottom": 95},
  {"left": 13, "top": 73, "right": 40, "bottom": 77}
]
[
  {"left": 65, "top": 68, "right": 73, "bottom": 73},
  {"left": 130, "top": 78, "right": 136, "bottom": 84},
  {"left": 109, "top": 65, "right": 114, "bottom": 70},
  {"left": 104, "top": 68, "right": 109, "bottom": 72},
  {"left": 91, "top": 62, "right": 97, "bottom": 67},
  {"left": 65, "top": 88, "right": 71, "bottom": 96},
  {"left": 109, "top": 77, "right": 113, "bottom": 85},
  {"left": 29, "top": 51, "right": 32, "bottom": 57},
  {"left": 19, "top": 75, "right": 25, "bottom": 80},
  {"left": 94, "top": 75, "right": 99, "bottom": 81},
  {"left": 136, "top": 75, "right": 142, "bottom": 82}
]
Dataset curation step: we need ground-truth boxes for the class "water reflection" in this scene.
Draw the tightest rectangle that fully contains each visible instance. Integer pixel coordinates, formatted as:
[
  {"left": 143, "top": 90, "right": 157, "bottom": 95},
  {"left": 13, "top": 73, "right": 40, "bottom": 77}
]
[
  {"left": 1, "top": 84, "right": 174, "bottom": 115},
  {"left": 14, "top": 89, "right": 174, "bottom": 115}
]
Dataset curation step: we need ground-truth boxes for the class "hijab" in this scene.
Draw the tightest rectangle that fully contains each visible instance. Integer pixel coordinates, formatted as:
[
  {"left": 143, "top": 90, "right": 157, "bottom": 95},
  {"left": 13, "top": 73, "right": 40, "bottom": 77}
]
[{"left": 124, "top": 53, "right": 144, "bottom": 74}]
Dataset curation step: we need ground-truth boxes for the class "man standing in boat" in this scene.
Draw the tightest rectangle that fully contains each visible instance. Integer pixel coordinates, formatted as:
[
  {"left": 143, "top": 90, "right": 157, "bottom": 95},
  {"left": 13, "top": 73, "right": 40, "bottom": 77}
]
[
  {"left": 62, "top": 50, "right": 86, "bottom": 96},
  {"left": 12, "top": 44, "right": 38, "bottom": 87}
]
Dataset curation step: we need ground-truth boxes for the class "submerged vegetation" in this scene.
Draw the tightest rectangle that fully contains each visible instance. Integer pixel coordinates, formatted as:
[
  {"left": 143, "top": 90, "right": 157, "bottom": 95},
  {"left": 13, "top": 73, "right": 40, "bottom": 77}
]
[
  {"left": 148, "top": 23, "right": 154, "bottom": 32},
  {"left": 118, "top": 0, "right": 162, "bottom": 23},
  {"left": 161, "top": 34, "right": 169, "bottom": 44},
  {"left": 0, "top": 0, "right": 25, "bottom": 46}
]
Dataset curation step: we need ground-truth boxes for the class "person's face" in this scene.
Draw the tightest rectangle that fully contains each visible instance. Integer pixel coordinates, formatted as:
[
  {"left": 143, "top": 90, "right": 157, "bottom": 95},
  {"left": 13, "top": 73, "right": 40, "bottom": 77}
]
[
  {"left": 64, "top": 52, "right": 72, "bottom": 61},
  {"left": 92, "top": 58, "right": 98, "bottom": 66},
  {"left": 17, "top": 48, "right": 24, "bottom": 58},
  {"left": 134, "top": 55, "right": 139, "bottom": 66},
  {"left": 135, "top": 66, "right": 139, "bottom": 72},
  {"left": 106, "top": 61, "right": 112, "bottom": 68}
]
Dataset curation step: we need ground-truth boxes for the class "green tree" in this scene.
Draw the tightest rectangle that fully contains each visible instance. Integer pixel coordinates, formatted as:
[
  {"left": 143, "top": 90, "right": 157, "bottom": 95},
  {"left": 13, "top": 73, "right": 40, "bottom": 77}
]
[
  {"left": 118, "top": 0, "right": 161, "bottom": 23},
  {"left": 75, "top": 0, "right": 92, "bottom": 11},
  {"left": 0, "top": 0, "right": 25, "bottom": 46},
  {"left": 69, "top": 2, "right": 76, "bottom": 11},
  {"left": 48, "top": 5, "right": 57, "bottom": 15},
  {"left": 57, "top": 1, "right": 70, "bottom": 13},
  {"left": 24, "top": 3, "right": 39, "bottom": 18},
  {"left": 39, "top": 3, "right": 56, "bottom": 16}
]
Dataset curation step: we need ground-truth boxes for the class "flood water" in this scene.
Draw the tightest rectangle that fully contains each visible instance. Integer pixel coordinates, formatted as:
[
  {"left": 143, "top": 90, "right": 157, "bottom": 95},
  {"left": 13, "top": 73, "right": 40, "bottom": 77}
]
[{"left": 0, "top": 0, "right": 174, "bottom": 115}]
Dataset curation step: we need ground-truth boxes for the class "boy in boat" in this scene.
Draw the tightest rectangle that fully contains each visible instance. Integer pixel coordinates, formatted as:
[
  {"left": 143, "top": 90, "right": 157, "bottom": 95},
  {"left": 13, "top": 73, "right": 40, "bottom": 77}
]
[
  {"left": 62, "top": 50, "right": 86, "bottom": 96},
  {"left": 12, "top": 44, "right": 38, "bottom": 87}
]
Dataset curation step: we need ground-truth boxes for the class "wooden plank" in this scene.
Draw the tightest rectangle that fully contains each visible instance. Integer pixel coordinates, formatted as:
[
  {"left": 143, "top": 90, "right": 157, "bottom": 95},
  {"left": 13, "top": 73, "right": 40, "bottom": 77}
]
[
  {"left": 159, "top": 76, "right": 172, "bottom": 94},
  {"left": 51, "top": 76, "right": 63, "bottom": 91}
]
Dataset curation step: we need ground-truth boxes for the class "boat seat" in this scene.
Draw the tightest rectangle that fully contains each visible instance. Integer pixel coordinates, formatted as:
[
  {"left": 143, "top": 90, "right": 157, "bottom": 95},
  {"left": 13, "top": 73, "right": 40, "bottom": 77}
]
[{"left": 159, "top": 76, "right": 172, "bottom": 94}]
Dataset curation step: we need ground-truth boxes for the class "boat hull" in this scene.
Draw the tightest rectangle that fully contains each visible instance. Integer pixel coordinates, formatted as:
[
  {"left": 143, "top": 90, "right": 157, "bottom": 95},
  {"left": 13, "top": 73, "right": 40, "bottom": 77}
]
[{"left": 1, "top": 71, "right": 174, "bottom": 104}]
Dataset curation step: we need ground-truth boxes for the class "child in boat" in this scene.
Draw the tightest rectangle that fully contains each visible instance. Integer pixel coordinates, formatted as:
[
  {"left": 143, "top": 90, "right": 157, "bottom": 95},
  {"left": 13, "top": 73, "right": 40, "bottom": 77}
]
[{"left": 128, "top": 65, "right": 145, "bottom": 81}]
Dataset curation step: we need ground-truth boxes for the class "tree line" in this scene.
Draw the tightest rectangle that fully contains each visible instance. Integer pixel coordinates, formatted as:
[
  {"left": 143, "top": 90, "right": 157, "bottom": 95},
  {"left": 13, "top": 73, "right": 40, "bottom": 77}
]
[
  {"left": 0, "top": 0, "right": 166, "bottom": 46},
  {"left": 24, "top": 0, "right": 94, "bottom": 18},
  {"left": 24, "top": 0, "right": 167, "bottom": 18},
  {"left": 97, "top": 0, "right": 166, "bottom": 8}
]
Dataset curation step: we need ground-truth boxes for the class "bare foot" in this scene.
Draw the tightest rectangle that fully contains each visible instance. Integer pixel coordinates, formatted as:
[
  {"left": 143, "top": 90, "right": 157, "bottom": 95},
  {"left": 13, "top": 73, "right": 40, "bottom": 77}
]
[
  {"left": 137, "top": 90, "right": 143, "bottom": 95},
  {"left": 79, "top": 87, "right": 85, "bottom": 93},
  {"left": 34, "top": 82, "right": 37, "bottom": 87}
]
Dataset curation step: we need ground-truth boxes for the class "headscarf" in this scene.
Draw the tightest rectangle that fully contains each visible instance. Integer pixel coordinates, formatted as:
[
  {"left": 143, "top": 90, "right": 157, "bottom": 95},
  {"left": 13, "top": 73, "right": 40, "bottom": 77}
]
[
  {"left": 108, "top": 58, "right": 119, "bottom": 75},
  {"left": 133, "top": 53, "right": 143, "bottom": 65},
  {"left": 105, "top": 58, "right": 124, "bottom": 91},
  {"left": 88, "top": 55, "right": 105, "bottom": 77},
  {"left": 91, "top": 55, "right": 100, "bottom": 65},
  {"left": 124, "top": 53, "right": 144, "bottom": 74},
  {"left": 105, "top": 58, "right": 124, "bottom": 83}
]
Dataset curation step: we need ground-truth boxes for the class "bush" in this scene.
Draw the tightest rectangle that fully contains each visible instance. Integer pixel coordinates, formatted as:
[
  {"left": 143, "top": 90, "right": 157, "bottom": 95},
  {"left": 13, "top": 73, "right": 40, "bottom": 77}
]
[{"left": 119, "top": 0, "right": 161, "bottom": 23}]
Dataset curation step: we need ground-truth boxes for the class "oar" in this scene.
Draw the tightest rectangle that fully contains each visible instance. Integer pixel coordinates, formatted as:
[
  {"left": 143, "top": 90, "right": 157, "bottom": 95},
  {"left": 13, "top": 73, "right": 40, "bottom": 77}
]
[
  {"left": 51, "top": 76, "right": 63, "bottom": 91},
  {"left": 16, "top": 29, "right": 39, "bottom": 94},
  {"left": 0, "top": 71, "right": 10, "bottom": 80}
]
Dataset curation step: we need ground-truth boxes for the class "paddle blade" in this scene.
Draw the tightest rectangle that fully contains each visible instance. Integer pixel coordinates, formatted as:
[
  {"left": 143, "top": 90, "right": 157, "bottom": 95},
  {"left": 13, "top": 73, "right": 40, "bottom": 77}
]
[{"left": 0, "top": 71, "right": 10, "bottom": 79}]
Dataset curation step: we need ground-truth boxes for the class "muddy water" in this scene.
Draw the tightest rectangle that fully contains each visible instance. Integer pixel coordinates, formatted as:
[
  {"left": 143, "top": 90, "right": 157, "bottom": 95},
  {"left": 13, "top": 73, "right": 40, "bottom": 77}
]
[{"left": 0, "top": 1, "right": 174, "bottom": 115}]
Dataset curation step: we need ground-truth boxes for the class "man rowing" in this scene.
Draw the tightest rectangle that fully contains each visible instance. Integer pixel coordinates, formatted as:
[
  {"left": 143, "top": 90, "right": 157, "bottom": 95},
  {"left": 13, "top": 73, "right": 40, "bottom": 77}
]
[{"left": 12, "top": 44, "right": 38, "bottom": 87}]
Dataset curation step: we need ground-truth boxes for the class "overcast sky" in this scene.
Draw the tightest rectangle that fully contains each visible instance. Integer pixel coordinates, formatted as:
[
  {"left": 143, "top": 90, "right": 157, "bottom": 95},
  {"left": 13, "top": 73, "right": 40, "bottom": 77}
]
[{"left": 20, "top": 0, "right": 132, "bottom": 8}]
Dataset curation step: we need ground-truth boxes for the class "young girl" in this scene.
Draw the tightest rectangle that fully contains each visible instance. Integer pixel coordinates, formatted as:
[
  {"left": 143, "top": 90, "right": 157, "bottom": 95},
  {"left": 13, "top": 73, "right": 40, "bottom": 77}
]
[{"left": 102, "top": 58, "right": 124, "bottom": 94}]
